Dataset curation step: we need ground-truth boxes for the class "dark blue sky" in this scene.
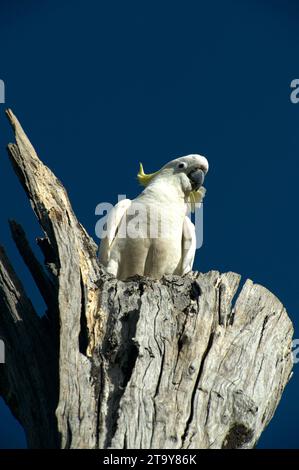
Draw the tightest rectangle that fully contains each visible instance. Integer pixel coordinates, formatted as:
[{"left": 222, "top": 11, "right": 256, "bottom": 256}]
[{"left": 0, "top": 0, "right": 298, "bottom": 449}]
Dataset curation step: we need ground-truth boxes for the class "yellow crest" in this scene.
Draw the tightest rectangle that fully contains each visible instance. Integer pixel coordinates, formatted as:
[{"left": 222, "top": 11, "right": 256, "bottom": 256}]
[{"left": 137, "top": 163, "right": 160, "bottom": 187}]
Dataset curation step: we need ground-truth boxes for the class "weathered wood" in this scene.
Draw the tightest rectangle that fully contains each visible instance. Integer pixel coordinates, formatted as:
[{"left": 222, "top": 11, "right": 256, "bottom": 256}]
[
  {"left": 9, "top": 220, "right": 55, "bottom": 310},
  {"left": 0, "top": 109, "right": 294, "bottom": 449},
  {"left": 0, "top": 246, "right": 57, "bottom": 448}
]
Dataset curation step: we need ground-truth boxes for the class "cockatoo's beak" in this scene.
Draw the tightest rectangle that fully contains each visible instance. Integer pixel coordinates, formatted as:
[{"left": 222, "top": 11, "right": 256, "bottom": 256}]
[{"left": 188, "top": 168, "right": 205, "bottom": 191}]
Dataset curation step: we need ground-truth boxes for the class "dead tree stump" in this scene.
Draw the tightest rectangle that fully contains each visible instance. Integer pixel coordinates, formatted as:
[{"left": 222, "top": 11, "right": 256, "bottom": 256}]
[{"left": 0, "top": 110, "right": 294, "bottom": 449}]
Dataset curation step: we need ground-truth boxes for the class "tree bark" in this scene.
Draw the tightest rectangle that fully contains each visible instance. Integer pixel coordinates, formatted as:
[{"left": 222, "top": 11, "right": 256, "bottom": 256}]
[{"left": 0, "top": 109, "right": 294, "bottom": 449}]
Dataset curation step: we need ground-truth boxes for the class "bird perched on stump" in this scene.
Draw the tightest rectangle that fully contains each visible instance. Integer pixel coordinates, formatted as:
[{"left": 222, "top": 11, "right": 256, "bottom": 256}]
[{"left": 99, "top": 154, "right": 208, "bottom": 280}]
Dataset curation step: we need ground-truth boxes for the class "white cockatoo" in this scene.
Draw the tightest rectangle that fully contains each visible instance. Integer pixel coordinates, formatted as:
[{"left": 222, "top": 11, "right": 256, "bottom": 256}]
[{"left": 99, "top": 154, "right": 208, "bottom": 280}]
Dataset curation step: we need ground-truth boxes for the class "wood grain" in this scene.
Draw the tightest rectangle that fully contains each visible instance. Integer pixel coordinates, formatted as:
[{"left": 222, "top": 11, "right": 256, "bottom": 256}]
[{"left": 0, "top": 110, "right": 294, "bottom": 448}]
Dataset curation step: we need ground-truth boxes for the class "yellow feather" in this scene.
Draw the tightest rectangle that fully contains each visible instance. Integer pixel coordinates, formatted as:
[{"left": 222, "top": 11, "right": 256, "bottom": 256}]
[
  {"left": 188, "top": 187, "right": 206, "bottom": 212},
  {"left": 137, "top": 163, "right": 160, "bottom": 187}
]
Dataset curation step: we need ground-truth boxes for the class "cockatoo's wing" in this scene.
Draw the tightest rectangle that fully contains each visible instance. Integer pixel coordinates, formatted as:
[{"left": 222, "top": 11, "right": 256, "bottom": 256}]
[
  {"left": 180, "top": 215, "right": 196, "bottom": 275},
  {"left": 98, "top": 199, "right": 132, "bottom": 268}
]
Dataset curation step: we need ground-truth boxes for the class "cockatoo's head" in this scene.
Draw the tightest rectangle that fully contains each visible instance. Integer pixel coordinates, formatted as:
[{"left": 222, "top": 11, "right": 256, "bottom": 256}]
[{"left": 138, "top": 154, "right": 209, "bottom": 209}]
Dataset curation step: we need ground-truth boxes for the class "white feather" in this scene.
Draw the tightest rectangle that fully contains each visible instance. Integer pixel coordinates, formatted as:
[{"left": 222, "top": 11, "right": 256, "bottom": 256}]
[
  {"left": 98, "top": 199, "right": 132, "bottom": 268},
  {"left": 180, "top": 216, "right": 196, "bottom": 275}
]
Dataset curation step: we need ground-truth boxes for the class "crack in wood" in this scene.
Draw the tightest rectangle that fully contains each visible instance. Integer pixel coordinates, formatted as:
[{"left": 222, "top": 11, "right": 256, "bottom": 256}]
[{"left": 0, "top": 109, "right": 294, "bottom": 449}]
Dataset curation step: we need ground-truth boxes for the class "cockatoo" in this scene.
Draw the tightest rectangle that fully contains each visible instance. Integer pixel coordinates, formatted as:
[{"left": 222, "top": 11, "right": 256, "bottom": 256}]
[{"left": 99, "top": 154, "right": 208, "bottom": 280}]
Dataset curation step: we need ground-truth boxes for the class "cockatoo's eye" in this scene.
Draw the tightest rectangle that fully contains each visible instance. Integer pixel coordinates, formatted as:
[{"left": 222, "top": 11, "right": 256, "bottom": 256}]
[{"left": 177, "top": 162, "right": 188, "bottom": 170}]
